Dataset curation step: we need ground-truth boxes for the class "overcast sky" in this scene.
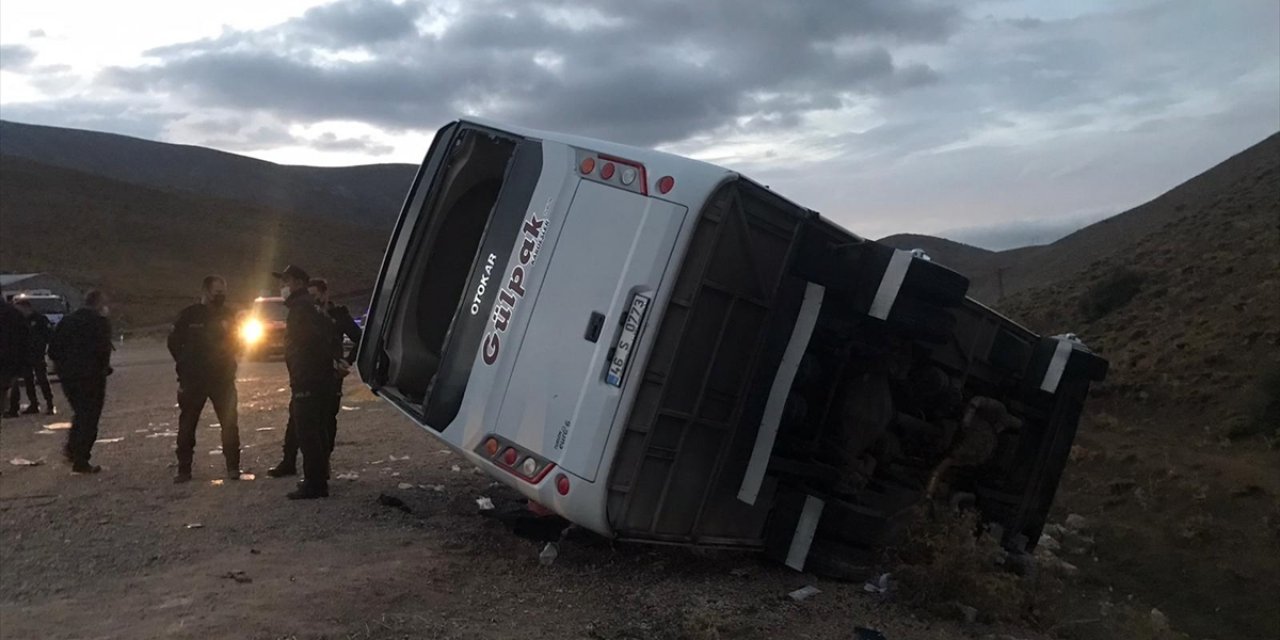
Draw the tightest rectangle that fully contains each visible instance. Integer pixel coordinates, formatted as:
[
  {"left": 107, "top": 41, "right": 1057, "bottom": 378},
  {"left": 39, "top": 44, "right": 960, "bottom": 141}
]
[{"left": 1, "top": 0, "right": 1276, "bottom": 247}]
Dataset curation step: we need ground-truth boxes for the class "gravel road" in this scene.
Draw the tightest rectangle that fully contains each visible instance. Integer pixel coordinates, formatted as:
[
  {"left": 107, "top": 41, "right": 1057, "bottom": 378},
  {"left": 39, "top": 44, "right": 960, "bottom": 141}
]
[{"left": 0, "top": 341, "right": 1043, "bottom": 640}]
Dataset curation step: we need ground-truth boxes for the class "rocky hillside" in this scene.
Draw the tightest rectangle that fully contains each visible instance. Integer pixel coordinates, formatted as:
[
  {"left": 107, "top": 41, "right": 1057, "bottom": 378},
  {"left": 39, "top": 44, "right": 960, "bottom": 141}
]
[
  {"left": 0, "top": 154, "right": 388, "bottom": 327},
  {"left": 999, "top": 134, "right": 1280, "bottom": 639},
  {"left": 0, "top": 119, "right": 416, "bottom": 228}
]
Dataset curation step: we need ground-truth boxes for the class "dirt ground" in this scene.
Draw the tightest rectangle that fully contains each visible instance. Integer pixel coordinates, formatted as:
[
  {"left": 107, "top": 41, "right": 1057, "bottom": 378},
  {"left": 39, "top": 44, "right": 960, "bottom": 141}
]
[{"left": 0, "top": 341, "right": 1056, "bottom": 640}]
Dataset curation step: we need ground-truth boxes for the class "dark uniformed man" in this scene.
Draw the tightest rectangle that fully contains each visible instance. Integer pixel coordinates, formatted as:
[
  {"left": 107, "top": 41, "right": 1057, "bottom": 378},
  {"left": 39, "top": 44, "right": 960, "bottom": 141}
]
[
  {"left": 267, "top": 277, "right": 356, "bottom": 476},
  {"left": 0, "top": 300, "right": 30, "bottom": 426},
  {"left": 310, "top": 277, "right": 360, "bottom": 451},
  {"left": 6, "top": 299, "right": 57, "bottom": 416},
  {"left": 168, "top": 275, "right": 242, "bottom": 483},
  {"left": 48, "top": 290, "right": 113, "bottom": 474},
  {"left": 273, "top": 265, "right": 338, "bottom": 500}
]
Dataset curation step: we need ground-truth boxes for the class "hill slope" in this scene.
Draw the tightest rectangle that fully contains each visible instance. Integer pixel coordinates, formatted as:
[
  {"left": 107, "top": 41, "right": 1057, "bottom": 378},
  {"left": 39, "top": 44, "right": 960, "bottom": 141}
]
[
  {"left": 0, "top": 154, "right": 389, "bottom": 327},
  {"left": 0, "top": 120, "right": 417, "bottom": 228},
  {"left": 881, "top": 132, "right": 1280, "bottom": 305},
  {"left": 1000, "top": 135, "right": 1280, "bottom": 639}
]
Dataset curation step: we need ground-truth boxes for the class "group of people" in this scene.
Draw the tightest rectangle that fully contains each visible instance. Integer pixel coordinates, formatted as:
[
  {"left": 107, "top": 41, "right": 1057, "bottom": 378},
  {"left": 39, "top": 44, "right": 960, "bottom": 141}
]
[
  {"left": 0, "top": 290, "right": 114, "bottom": 473},
  {"left": 3, "top": 297, "right": 58, "bottom": 417},
  {"left": 167, "top": 266, "right": 360, "bottom": 499},
  {"left": 0, "top": 265, "right": 360, "bottom": 498}
]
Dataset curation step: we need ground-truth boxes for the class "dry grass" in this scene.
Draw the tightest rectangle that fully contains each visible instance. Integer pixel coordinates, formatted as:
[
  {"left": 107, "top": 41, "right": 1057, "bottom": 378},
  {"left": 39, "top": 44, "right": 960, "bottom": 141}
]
[{"left": 887, "top": 507, "right": 1065, "bottom": 627}]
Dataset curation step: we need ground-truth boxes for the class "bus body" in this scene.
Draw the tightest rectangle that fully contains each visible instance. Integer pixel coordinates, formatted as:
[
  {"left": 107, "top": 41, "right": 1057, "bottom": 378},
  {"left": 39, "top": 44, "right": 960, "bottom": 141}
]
[{"left": 358, "top": 120, "right": 1107, "bottom": 570}]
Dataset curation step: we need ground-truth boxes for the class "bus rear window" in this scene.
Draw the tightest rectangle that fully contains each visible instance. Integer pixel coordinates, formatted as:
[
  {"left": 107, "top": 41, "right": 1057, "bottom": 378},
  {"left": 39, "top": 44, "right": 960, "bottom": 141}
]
[{"left": 381, "top": 129, "right": 542, "bottom": 429}]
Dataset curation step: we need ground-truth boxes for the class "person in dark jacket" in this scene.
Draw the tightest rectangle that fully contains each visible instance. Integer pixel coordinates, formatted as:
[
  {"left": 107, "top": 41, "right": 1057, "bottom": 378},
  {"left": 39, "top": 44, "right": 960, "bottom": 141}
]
[
  {"left": 6, "top": 299, "right": 57, "bottom": 416},
  {"left": 48, "top": 290, "right": 113, "bottom": 474},
  {"left": 0, "top": 300, "right": 30, "bottom": 426},
  {"left": 267, "top": 277, "right": 355, "bottom": 475},
  {"left": 310, "top": 277, "right": 359, "bottom": 451},
  {"left": 168, "top": 275, "right": 242, "bottom": 483},
  {"left": 272, "top": 266, "right": 339, "bottom": 500}
]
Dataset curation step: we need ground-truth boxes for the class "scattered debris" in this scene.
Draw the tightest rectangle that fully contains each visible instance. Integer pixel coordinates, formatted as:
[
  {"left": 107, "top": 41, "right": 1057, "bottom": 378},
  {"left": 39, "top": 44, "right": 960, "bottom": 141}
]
[
  {"left": 853, "top": 627, "right": 887, "bottom": 640},
  {"left": 146, "top": 431, "right": 178, "bottom": 438},
  {"left": 34, "top": 430, "right": 59, "bottom": 436},
  {"left": 424, "top": 484, "right": 445, "bottom": 492},
  {"left": 1064, "top": 514, "right": 1088, "bottom": 531},
  {"left": 255, "top": 427, "right": 275, "bottom": 432},
  {"left": 134, "top": 428, "right": 150, "bottom": 433},
  {"left": 388, "top": 455, "right": 410, "bottom": 462},
  {"left": 335, "top": 472, "right": 360, "bottom": 481},
  {"left": 476, "top": 497, "right": 495, "bottom": 511},
  {"left": 185, "top": 523, "right": 204, "bottom": 529},
  {"left": 377, "top": 493, "right": 412, "bottom": 513},
  {"left": 221, "top": 571, "right": 252, "bottom": 584},
  {"left": 95, "top": 437, "right": 124, "bottom": 444},
  {"left": 437, "top": 449, "right": 451, "bottom": 455},
  {"left": 8, "top": 458, "right": 44, "bottom": 467},
  {"left": 249, "top": 549, "right": 261, "bottom": 555},
  {"left": 863, "top": 573, "right": 892, "bottom": 594},
  {"left": 43, "top": 422, "right": 71, "bottom": 430},
  {"left": 471, "top": 467, "right": 485, "bottom": 476},
  {"left": 450, "top": 465, "right": 462, "bottom": 473},
  {"left": 210, "top": 479, "right": 224, "bottom": 487},
  {"left": 209, "top": 423, "right": 220, "bottom": 428},
  {"left": 954, "top": 603, "right": 978, "bottom": 624},
  {"left": 397, "top": 482, "right": 415, "bottom": 490},
  {"left": 538, "top": 542, "right": 559, "bottom": 566},
  {"left": 340, "top": 406, "right": 359, "bottom": 411},
  {"left": 788, "top": 585, "right": 821, "bottom": 602},
  {"left": 209, "top": 449, "right": 222, "bottom": 455},
  {"left": 239, "top": 473, "right": 256, "bottom": 481},
  {"left": 1038, "top": 533, "right": 1061, "bottom": 552}
]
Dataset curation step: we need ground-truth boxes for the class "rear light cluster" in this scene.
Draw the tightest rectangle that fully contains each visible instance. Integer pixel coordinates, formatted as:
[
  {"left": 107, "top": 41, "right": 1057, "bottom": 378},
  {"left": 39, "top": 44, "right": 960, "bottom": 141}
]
[
  {"left": 474, "top": 434, "right": 563, "bottom": 491},
  {"left": 576, "top": 149, "right": 669, "bottom": 197}
]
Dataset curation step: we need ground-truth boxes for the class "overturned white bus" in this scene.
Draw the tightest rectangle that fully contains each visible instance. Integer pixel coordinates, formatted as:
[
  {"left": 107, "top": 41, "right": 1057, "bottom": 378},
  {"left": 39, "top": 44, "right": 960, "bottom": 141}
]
[{"left": 357, "top": 120, "right": 1107, "bottom": 573}]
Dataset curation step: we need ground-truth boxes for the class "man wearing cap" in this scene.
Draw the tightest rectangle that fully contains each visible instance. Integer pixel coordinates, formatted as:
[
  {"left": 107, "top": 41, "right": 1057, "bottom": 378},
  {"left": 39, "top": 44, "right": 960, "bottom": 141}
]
[
  {"left": 273, "top": 265, "right": 338, "bottom": 499},
  {"left": 168, "top": 275, "right": 242, "bottom": 483},
  {"left": 267, "top": 277, "right": 354, "bottom": 476}
]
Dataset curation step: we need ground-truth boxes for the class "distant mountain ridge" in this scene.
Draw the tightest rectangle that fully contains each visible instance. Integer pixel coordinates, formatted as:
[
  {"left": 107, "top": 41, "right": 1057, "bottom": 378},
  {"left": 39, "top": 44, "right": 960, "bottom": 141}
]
[
  {"left": 881, "top": 131, "right": 1280, "bottom": 304},
  {"left": 0, "top": 119, "right": 417, "bottom": 228}
]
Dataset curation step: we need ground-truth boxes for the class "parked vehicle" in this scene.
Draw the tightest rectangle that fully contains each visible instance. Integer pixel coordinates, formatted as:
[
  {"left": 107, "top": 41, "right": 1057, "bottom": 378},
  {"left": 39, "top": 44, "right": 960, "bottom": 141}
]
[
  {"left": 238, "top": 297, "right": 287, "bottom": 359},
  {"left": 357, "top": 120, "right": 1108, "bottom": 572},
  {"left": 7, "top": 290, "right": 70, "bottom": 325}
]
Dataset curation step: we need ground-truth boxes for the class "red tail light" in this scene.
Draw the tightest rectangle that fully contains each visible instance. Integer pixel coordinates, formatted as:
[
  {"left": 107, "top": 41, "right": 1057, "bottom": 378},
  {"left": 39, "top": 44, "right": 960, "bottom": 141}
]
[
  {"left": 475, "top": 435, "right": 557, "bottom": 485},
  {"left": 657, "top": 176, "right": 675, "bottom": 194},
  {"left": 579, "top": 157, "right": 596, "bottom": 174},
  {"left": 600, "top": 162, "right": 616, "bottom": 180},
  {"left": 555, "top": 474, "right": 571, "bottom": 495}
]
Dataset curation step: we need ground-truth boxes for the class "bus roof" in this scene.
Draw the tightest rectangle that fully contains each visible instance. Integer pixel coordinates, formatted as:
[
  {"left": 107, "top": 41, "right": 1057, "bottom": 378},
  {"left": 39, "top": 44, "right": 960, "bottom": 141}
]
[{"left": 458, "top": 118, "right": 814, "bottom": 216}]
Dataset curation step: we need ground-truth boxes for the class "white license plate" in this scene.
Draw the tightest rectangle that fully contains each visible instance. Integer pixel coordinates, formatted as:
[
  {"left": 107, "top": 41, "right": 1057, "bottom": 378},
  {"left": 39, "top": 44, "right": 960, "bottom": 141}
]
[{"left": 606, "top": 292, "right": 652, "bottom": 387}]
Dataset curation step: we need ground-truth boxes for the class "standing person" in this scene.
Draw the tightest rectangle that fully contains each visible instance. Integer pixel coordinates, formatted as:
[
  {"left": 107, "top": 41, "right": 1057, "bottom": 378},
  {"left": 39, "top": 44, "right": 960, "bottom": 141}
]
[
  {"left": 0, "top": 299, "right": 30, "bottom": 426},
  {"left": 168, "top": 276, "right": 243, "bottom": 483},
  {"left": 272, "top": 266, "right": 337, "bottom": 500},
  {"left": 48, "top": 290, "right": 113, "bottom": 474},
  {"left": 309, "top": 277, "right": 359, "bottom": 451},
  {"left": 6, "top": 299, "right": 57, "bottom": 416}
]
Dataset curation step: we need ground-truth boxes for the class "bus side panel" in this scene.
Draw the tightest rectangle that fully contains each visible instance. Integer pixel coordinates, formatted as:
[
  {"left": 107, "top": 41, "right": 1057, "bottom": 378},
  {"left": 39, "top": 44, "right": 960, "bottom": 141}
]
[{"left": 606, "top": 181, "right": 812, "bottom": 545}]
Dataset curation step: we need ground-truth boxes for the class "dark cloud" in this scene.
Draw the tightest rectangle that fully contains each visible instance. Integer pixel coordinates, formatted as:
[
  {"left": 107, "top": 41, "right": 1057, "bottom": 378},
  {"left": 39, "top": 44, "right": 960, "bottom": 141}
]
[
  {"left": 0, "top": 99, "right": 178, "bottom": 141},
  {"left": 99, "top": 0, "right": 955, "bottom": 146},
  {"left": 0, "top": 44, "right": 37, "bottom": 72}
]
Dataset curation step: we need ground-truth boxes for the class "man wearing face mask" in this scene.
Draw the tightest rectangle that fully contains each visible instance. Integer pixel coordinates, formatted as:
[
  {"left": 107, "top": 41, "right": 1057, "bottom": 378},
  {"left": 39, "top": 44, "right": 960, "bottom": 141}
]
[
  {"left": 271, "top": 265, "right": 337, "bottom": 499},
  {"left": 168, "top": 275, "right": 242, "bottom": 483}
]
